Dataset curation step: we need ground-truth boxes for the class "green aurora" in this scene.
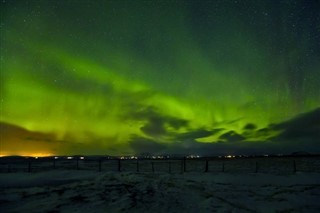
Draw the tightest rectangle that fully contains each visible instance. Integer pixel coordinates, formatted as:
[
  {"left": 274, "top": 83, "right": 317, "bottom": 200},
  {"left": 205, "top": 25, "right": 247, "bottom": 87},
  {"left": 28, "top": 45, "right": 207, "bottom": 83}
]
[{"left": 1, "top": 0, "right": 319, "bottom": 156}]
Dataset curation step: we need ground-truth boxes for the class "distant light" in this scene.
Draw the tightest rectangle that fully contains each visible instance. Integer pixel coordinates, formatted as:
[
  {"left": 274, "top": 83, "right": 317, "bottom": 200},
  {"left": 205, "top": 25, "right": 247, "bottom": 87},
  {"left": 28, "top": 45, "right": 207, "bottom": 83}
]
[
  {"left": 80, "top": 156, "right": 84, "bottom": 160},
  {"left": 67, "top": 156, "right": 73, "bottom": 160},
  {"left": 54, "top": 156, "right": 59, "bottom": 159},
  {"left": 187, "top": 155, "right": 199, "bottom": 159}
]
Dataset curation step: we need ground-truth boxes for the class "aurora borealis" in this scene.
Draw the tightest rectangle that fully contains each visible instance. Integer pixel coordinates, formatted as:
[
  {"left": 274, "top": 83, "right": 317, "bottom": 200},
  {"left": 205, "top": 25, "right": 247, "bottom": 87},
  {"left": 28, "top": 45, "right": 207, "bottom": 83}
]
[{"left": 1, "top": 0, "right": 319, "bottom": 156}]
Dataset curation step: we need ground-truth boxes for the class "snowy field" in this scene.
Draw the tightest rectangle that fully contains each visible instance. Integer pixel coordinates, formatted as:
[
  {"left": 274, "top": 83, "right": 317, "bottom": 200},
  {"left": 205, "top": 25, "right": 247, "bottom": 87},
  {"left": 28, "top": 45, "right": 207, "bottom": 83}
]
[
  {"left": 1, "top": 170, "right": 320, "bottom": 212},
  {"left": 1, "top": 157, "right": 320, "bottom": 212}
]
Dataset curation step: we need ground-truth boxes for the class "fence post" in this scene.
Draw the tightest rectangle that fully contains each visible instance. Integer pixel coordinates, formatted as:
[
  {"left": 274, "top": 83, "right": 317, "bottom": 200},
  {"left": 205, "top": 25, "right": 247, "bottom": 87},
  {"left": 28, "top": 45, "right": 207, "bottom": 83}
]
[
  {"left": 205, "top": 159, "right": 209, "bottom": 172},
  {"left": 136, "top": 160, "right": 139, "bottom": 173},
  {"left": 293, "top": 160, "right": 296, "bottom": 174},
  {"left": 183, "top": 157, "right": 186, "bottom": 173},
  {"left": 255, "top": 161, "right": 258, "bottom": 173},
  {"left": 180, "top": 159, "right": 183, "bottom": 173},
  {"left": 151, "top": 162, "right": 155, "bottom": 173},
  {"left": 168, "top": 161, "right": 171, "bottom": 173},
  {"left": 118, "top": 159, "right": 121, "bottom": 172},
  {"left": 98, "top": 159, "right": 102, "bottom": 172}
]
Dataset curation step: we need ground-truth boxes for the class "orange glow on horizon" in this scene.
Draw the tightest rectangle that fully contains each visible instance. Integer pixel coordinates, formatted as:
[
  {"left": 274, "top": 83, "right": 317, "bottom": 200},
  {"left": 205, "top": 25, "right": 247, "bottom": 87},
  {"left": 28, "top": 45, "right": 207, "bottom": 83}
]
[{"left": 0, "top": 152, "right": 54, "bottom": 157}]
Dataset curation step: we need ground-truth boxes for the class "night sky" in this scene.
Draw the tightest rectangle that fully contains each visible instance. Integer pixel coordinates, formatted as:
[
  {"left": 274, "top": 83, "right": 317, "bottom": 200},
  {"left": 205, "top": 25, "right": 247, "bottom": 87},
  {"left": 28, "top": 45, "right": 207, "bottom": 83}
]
[{"left": 1, "top": 0, "right": 320, "bottom": 156}]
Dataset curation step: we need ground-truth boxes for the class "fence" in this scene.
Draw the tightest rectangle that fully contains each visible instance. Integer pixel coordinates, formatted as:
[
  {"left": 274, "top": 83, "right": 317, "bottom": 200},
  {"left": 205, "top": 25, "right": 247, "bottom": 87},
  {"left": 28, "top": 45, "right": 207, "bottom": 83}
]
[{"left": 1, "top": 156, "right": 320, "bottom": 174}]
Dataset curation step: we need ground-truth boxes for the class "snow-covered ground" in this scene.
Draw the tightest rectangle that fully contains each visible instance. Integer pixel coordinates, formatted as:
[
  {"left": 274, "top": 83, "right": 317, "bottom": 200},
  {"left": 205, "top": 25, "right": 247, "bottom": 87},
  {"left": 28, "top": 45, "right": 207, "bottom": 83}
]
[{"left": 1, "top": 170, "right": 320, "bottom": 212}]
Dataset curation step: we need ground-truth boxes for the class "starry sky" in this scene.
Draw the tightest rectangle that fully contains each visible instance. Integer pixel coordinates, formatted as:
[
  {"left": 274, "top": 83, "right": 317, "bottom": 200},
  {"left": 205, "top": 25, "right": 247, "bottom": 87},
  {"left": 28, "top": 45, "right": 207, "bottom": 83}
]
[{"left": 1, "top": 0, "right": 320, "bottom": 156}]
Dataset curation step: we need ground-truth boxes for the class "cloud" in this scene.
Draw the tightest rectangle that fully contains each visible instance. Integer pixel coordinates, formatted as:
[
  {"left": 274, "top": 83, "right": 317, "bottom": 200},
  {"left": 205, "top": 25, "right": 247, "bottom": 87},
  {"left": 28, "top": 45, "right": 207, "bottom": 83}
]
[
  {"left": 2, "top": 107, "right": 319, "bottom": 156},
  {"left": 0, "top": 122, "right": 129, "bottom": 156},
  {"left": 127, "top": 106, "right": 189, "bottom": 137},
  {"left": 140, "top": 116, "right": 167, "bottom": 137},
  {"left": 219, "top": 130, "right": 246, "bottom": 142},
  {"left": 0, "top": 122, "right": 57, "bottom": 143},
  {"left": 0, "top": 122, "right": 59, "bottom": 155},
  {"left": 173, "top": 128, "right": 223, "bottom": 141},
  {"left": 266, "top": 107, "right": 320, "bottom": 152},
  {"left": 272, "top": 107, "right": 320, "bottom": 140},
  {"left": 243, "top": 123, "right": 257, "bottom": 130},
  {"left": 128, "top": 108, "right": 320, "bottom": 155},
  {"left": 129, "top": 135, "right": 167, "bottom": 154}
]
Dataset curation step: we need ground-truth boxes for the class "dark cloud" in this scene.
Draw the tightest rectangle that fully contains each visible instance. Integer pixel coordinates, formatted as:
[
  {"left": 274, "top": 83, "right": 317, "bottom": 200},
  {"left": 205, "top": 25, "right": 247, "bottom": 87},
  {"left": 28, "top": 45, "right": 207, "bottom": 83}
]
[
  {"left": 257, "top": 127, "right": 272, "bottom": 134},
  {"left": 74, "top": 106, "right": 320, "bottom": 156},
  {"left": 3, "top": 106, "right": 320, "bottom": 156},
  {"left": 0, "top": 122, "right": 129, "bottom": 156},
  {"left": 129, "top": 135, "right": 167, "bottom": 154},
  {"left": 128, "top": 108, "right": 320, "bottom": 155},
  {"left": 167, "top": 117, "right": 189, "bottom": 129},
  {"left": 128, "top": 106, "right": 189, "bottom": 137},
  {"left": 140, "top": 117, "right": 167, "bottom": 137},
  {"left": 0, "top": 122, "right": 57, "bottom": 143},
  {"left": 272, "top": 107, "right": 320, "bottom": 140},
  {"left": 265, "top": 107, "right": 320, "bottom": 153},
  {"left": 219, "top": 130, "right": 246, "bottom": 142},
  {"left": 243, "top": 123, "right": 257, "bottom": 130},
  {"left": 81, "top": 107, "right": 320, "bottom": 155},
  {"left": 127, "top": 133, "right": 269, "bottom": 156},
  {"left": 174, "top": 128, "right": 223, "bottom": 141},
  {"left": 0, "top": 122, "right": 59, "bottom": 155}
]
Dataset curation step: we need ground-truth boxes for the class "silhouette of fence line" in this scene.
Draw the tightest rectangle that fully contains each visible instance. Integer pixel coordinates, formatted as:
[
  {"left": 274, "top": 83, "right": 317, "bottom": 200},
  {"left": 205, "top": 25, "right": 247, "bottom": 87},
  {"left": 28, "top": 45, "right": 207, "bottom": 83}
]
[{"left": 1, "top": 156, "right": 320, "bottom": 174}]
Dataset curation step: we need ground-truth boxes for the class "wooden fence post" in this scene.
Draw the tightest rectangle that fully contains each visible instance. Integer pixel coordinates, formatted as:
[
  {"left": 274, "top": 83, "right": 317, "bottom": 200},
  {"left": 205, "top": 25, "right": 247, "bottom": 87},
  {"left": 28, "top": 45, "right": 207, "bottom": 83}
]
[
  {"left": 183, "top": 157, "right": 186, "bottom": 173},
  {"left": 168, "top": 161, "right": 171, "bottom": 173},
  {"left": 151, "top": 162, "right": 155, "bottom": 173},
  {"left": 293, "top": 160, "right": 296, "bottom": 174},
  {"left": 205, "top": 159, "right": 209, "bottom": 172},
  {"left": 118, "top": 159, "right": 121, "bottom": 172}
]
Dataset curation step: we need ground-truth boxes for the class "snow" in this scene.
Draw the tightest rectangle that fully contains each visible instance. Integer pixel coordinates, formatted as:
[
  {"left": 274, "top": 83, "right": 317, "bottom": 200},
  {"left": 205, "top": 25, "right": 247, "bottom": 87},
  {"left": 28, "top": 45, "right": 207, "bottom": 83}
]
[{"left": 1, "top": 170, "right": 320, "bottom": 212}]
